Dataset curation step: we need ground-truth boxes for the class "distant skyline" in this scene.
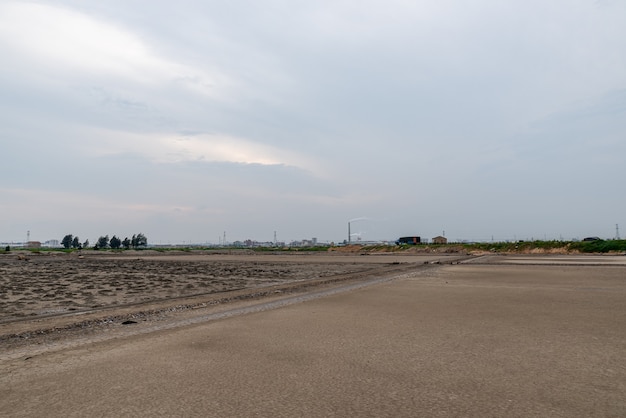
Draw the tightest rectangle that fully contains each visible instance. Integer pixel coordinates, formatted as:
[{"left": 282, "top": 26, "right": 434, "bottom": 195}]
[
  {"left": 2, "top": 221, "right": 622, "bottom": 247},
  {"left": 1, "top": 1, "right": 625, "bottom": 245}
]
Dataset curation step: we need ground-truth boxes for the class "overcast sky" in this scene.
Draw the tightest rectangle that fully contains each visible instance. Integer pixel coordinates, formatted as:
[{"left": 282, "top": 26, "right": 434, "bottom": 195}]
[{"left": 1, "top": 0, "right": 625, "bottom": 245}]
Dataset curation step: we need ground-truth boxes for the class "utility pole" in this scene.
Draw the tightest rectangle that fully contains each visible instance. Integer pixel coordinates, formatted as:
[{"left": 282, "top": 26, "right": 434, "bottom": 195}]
[{"left": 616, "top": 224, "right": 621, "bottom": 240}]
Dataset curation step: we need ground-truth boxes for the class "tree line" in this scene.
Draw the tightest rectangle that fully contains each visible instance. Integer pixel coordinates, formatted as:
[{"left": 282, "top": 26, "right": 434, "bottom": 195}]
[{"left": 61, "top": 233, "right": 147, "bottom": 250}]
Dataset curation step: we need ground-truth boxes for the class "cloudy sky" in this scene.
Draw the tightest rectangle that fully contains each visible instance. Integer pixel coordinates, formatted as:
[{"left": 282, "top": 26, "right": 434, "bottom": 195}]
[{"left": 1, "top": 0, "right": 625, "bottom": 245}]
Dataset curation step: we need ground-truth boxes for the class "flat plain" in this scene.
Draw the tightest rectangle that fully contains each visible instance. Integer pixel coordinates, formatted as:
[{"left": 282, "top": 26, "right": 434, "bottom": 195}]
[{"left": 1, "top": 251, "right": 625, "bottom": 417}]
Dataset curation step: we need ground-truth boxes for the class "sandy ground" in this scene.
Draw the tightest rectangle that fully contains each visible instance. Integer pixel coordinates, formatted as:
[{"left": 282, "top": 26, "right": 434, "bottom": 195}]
[
  {"left": 0, "top": 251, "right": 452, "bottom": 338},
  {"left": 0, "top": 251, "right": 415, "bottom": 321},
  {"left": 1, "top": 253, "right": 625, "bottom": 417}
]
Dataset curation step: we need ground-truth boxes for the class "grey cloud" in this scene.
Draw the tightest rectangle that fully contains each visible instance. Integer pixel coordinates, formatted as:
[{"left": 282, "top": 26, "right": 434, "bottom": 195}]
[{"left": 2, "top": 0, "right": 625, "bottom": 243}]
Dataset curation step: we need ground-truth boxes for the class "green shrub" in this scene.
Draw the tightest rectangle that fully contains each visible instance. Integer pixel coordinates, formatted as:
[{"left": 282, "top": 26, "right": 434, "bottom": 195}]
[{"left": 570, "top": 240, "right": 626, "bottom": 253}]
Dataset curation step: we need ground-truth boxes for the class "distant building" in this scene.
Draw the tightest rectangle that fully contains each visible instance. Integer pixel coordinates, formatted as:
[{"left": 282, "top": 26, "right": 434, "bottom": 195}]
[
  {"left": 582, "top": 237, "right": 602, "bottom": 242},
  {"left": 432, "top": 236, "right": 448, "bottom": 244},
  {"left": 288, "top": 238, "right": 321, "bottom": 247},
  {"left": 26, "top": 241, "right": 42, "bottom": 248},
  {"left": 396, "top": 236, "right": 421, "bottom": 245}
]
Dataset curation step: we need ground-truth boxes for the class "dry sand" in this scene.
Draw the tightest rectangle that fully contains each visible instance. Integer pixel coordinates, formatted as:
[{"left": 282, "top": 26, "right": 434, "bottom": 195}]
[
  {"left": 0, "top": 251, "right": 414, "bottom": 322},
  {"left": 1, "top": 253, "right": 625, "bottom": 417}
]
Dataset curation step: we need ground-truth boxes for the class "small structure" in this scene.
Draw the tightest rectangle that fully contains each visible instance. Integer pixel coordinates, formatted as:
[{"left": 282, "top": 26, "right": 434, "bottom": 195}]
[
  {"left": 396, "top": 236, "right": 421, "bottom": 245},
  {"left": 432, "top": 236, "right": 448, "bottom": 245},
  {"left": 26, "top": 241, "right": 42, "bottom": 249},
  {"left": 582, "top": 237, "right": 602, "bottom": 242}
]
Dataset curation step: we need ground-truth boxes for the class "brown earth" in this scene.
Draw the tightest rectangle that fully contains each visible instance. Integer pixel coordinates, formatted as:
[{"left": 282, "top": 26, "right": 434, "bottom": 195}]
[
  {"left": 0, "top": 251, "right": 383, "bottom": 321},
  {"left": 0, "top": 251, "right": 458, "bottom": 351}
]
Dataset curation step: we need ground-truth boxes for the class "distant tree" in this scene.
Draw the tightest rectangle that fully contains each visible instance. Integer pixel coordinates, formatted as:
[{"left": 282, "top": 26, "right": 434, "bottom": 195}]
[
  {"left": 109, "top": 235, "right": 122, "bottom": 249},
  {"left": 97, "top": 235, "right": 109, "bottom": 249},
  {"left": 83, "top": 239, "right": 89, "bottom": 249},
  {"left": 4, "top": 246, "right": 10, "bottom": 252},
  {"left": 122, "top": 237, "right": 131, "bottom": 250},
  {"left": 71, "top": 236, "right": 81, "bottom": 249},
  {"left": 61, "top": 234, "right": 73, "bottom": 249},
  {"left": 133, "top": 233, "right": 147, "bottom": 248}
]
